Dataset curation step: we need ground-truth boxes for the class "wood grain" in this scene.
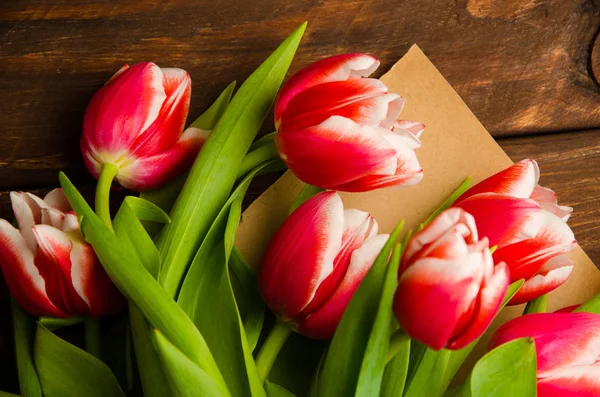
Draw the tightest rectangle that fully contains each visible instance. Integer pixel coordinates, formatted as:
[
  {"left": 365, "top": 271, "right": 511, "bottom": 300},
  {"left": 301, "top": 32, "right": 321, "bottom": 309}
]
[{"left": 0, "top": 0, "right": 599, "bottom": 189}]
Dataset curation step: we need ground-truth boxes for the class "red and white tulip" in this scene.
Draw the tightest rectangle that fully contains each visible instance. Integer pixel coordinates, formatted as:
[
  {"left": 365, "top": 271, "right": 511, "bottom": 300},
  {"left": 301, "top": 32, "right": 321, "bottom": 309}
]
[
  {"left": 393, "top": 208, "right": 510, "bottom": 350},
  {"left": 490, "top": 312, "right": 600, "bottom": 396},
  {"left": 0, "top": 189, "right": 124, "bottom": 317},
  {"left": 274, "top": 54, "right": 424, "bottom": 192},
  {"left": 453, "top": 159, "right": 576, "bottom": 305},
  {"left": 81, "top": 62, "right": 208, "bottom": 191},
  {"left": 258, "top": 191, "right": 388, "bottom": 339}
]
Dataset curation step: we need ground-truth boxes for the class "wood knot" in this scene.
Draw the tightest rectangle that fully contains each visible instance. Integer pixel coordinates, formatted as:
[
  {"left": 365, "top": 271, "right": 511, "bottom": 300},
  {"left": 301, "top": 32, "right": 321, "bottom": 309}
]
[{"left": 590, "top": 27, "right": 600, "bottom": 90}]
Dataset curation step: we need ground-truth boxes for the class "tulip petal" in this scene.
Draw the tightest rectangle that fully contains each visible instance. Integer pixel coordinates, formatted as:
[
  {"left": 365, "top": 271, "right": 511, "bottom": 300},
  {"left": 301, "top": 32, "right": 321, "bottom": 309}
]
[
  {"left": 276, "top": 116, "right": 398, "bottom": 189},
  {"left": 82, "top": 62, "right": 166, "bottom": 155},
  {"left": 456, "top": 159, "right": 539, "bottom": 204},
  {"left": 129, "top": 68, "right": 192, "bottom": 157},
  {"left": 393, "top": 120, "right": 426, "bottom": 139},
  {"left": 395, "top": 253, "right": 485, "bottom": 350},
  {"left": 275, "top": 53, "right": 380, "bottom": 124},
  {"left": 70, "top": 239, "right": 124, "bottom": 316},
  {"left": 509, "top": 255, "right": 574, "bottom": 305},
  {"left": 117, "top": 126, "right": 207, "bottom": 191},
  {"left": 32, "top": 225, "right": 89, "bottom": 315},
  {"left": 43, "top": 188, "right": 72, "bottom": 213},
  {"left": 0, "top": 220, "right": 65, "bottom": 317},
  {"left": 11, "top": 191, "right": 41, "bottom": 252},
  {"left": 494, "top": 211, "right": 576, "bottom": 281},
  {"left": 280, "top": 78, "right": 402, "bottom": 131},
  {"left": 299, "top": 209, "right": 376, "bottom": 317},
  {"left": 402, "top": 208, "right": 477, "bottom": 268},
  {"left": 455, "top": 193, "right": 542, "bottom": 248},
  {"left": 298, "top": 233, "right": 389, "bottom": 339},
  {"left": 41, "top": 208, "right": 65, "bottom": 230},
  {"left": 537, "top": 364, "right": 600, "bottom": 397},
  {"left": 448, "top": 261, "right": 510, "bottom": 349},
  {"left": 489, "top": 312, "right": 600, "bottom": 377},
  {"left": 258, "top": 192, "right": 344, "bottom": 319}
]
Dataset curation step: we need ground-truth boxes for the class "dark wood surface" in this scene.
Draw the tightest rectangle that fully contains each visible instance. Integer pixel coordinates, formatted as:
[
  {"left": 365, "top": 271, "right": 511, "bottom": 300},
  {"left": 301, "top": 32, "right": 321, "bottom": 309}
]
[{"left": 1, "top": 0, "right": 600, "bottom": 393}]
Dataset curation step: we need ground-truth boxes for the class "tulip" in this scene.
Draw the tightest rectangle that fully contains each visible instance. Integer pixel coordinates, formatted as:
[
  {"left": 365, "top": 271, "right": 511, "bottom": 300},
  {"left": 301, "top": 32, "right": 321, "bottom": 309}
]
[
  {"left": 453, "top": 159, "right": 576, "bottom": 305},
  {"left": 489, "top": 312, "right": 600, "bottom": 396},
  {"left": 274, "top": 53, "right": 424, "bottom": 192},
  {"left": 393, "top": 208, "right": 510, "bottom": 350},
  {"left": 258, "top": 191, "right": 389, "bottom": 339},
  {"left": 81, "top": 62, "right": 207, "bottom": 191},
  {"left": 0, "top": 189, "right": 124, "bottom": 317}
]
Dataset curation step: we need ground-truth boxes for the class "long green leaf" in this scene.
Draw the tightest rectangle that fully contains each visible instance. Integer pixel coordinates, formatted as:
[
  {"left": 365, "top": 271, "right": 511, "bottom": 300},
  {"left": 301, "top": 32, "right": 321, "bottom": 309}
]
[
  {"left": 11, "top": 299, "right": 42, "bottom": 397},
  {"left": 354, "top": 243, "right": 403, "bottom": 396},
  {"left": 523, "top": 294, "right": 547, "bottom": 315},
  {"left": 59, "top": 172, "right": 229, "bottom": 396},
  {"left": 157, "top": 23, "right": 306, "bottom": 297},
  {"left": 460, "top": 338, "right": 536, "bottom": 397},
  {"left": 381, "top": 338, "right": 410, "bottom": 397},
  {"left": 265, "top": 382, "right": 297, "bottom": 397},
  {"left": 440, "top": 279, "right": 524, "bottom": 394},
  {"left": 141, "top": 81, "right": 236, "bottom": 237},
  {"left": 152, "top": 331, "right": 224, "bottom": 397},
  {"left": 178, "top": 164, "right": 272, "bottom": 397},
  {"left": 34, "top": 324, "right": 125, "bottom": 397},
  {"left": 404, "top": 348, "right": 451, "bottom": 397},
  {"left": 229, "top": 247, "right": 264, "bottom": 352},
  {"left": 317, "top": 223, "right": 404, "bottom": 397}
]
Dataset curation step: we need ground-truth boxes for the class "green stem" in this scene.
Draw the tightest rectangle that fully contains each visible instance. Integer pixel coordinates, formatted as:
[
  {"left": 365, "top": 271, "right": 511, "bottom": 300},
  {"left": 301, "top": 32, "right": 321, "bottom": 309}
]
[
  {"left": 238, "top": 139, "right": 279, "bottom": 178},
  {"left": 421, "top": 177, "right": 472, "bottom": 228},
  {"left": 95, "top": 163, "right": 118, "bottom": 230},
  {"left": 523, "top": 294, "right": 547, "bottom": 315},
  {"left": 255, "top": 321, "right": 292, "bottom": 382},
  {"left": 249, "top": 131, "right": 277, "bottom": 151},
  {"left": 11, "top": 298, "right": 43, "bottom": 397},
  {"left": 386, "top": 329, "right": 409, "bottom": 363},
  {"left": 84, "top": 317, "right": 102, "bottom": 359}
]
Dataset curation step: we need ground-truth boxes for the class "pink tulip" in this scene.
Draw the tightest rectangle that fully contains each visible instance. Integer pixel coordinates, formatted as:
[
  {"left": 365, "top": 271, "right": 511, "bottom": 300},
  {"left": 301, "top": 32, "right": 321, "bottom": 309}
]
[
  {"left": 81, "top": 62, "right": 207, "bottom": 191},
  {"left": 0, "top": 189, "right": 124, "bottom": 317},
  {"left": 490, "top": 312, "right": 600, "bottom": 396},
  {"left": 453, "top": 160, "right": 576, "bottom": 305},
  {"left": 258, "top": 191, "right": 388, "bottom": 339},
  {"left": 274, "top": 54, "right": 424, "bottom": 192},
  {"left": 394, "top": 208, "right": 510, "bottom": 350}
]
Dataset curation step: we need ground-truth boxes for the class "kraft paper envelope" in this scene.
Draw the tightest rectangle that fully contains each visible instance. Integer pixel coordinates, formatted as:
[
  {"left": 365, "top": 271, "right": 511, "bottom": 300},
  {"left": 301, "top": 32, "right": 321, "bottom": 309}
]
[{"left": 236, "top": 45, "right": 600, "bottom": 372}]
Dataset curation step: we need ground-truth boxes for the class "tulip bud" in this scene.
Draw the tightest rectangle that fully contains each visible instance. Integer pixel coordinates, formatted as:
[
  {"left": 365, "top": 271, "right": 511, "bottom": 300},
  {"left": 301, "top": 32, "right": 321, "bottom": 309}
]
[
  {"left": 81, "top": 62, "right": 208, "bottom": 191},
  {"left": 258, "top": 191, "right": 388, "bottom": 339},
  {"left": 489, "top": 312, "right": 600, "bottom": 396},
  {"left": 0, "top": 189, "right": 124, "bottom": 317},
  {"left": 453, "top": 159, "right": 576, "bottom": 304},
  {"left": 393, "top": 208, "right": 510, "bottom": 350},
  {"left": 274, "top": 54, "right": 424, "bottom": 192}
]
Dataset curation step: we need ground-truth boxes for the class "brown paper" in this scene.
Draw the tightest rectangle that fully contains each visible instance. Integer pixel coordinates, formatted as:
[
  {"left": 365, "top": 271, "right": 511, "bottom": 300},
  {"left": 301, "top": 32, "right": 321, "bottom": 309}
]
[{"left": 236, "top": 45, "right": 600, "bottom": 370}]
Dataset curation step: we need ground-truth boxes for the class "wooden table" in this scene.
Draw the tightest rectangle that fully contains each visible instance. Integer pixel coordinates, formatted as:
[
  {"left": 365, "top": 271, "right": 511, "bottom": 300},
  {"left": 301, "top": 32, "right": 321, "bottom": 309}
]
[{"left": 1, "top": 0, "right": 600, "bottom": 392}]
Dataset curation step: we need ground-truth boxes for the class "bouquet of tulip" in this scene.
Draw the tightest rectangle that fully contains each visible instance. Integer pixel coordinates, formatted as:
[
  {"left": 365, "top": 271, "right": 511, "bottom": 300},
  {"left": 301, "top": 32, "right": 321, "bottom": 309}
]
[{"left": 2, "top": 22, "right": 600, "bottom": 397}]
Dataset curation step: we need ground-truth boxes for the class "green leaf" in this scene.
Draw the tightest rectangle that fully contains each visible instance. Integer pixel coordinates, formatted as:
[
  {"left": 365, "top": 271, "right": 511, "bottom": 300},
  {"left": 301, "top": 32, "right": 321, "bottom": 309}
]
[
  {"left": 34, "top": 323, "right": 125, "bottom": 397},
  {"left": 130, "top": 305, "right": 170, "bottom": 397},
  {"left": 190, "top": 81, "right": 237, "bottom": 129},
  {"left": 11, "top": 299, "right": 42, "bottom": 397},
  {"left": 317, "top": 223, "right": 404, "bottom": 397},
  {"left": 38, "top": 316, "right": 84, "bottom": 331},
  {"left": 156, "top": 23, "right": 306, "bottom": 298},
  {"left": 289, "top": 184, "right": 325, "bottom": 213},
  {"left": 230, "top": 247, "right": 264, "bottom": 352},
  {"left": 124, "top": 196, "right": 170, "bottom": 224},
  {"left": 404, "top": 347, "right": 451, "bottom": 397},
  {"left": 141, "top": 81, "right": 237, "bottom": 237},
  {"left": 265, "top": 382, "right": 297, "bottom": 397},
  {"left": 0, "top": 391, "right": 22, "bottom": 397},
  {"left": 460, "top": 338, "right": 537, "bottom": 397},
  {"left": 440, "top": 279, "right": 525, "bottom": 395},
  {"left": 249, "top": 131, "right": 277, "bottom": 151},
  {"left": 523, "top": 294, "right": 547, "bottom": 315},
  {"left": 381, "top": 337, "right": 410, "bottom": 397},
  {"left": 59, "top": 172, "right": 229, "bottom": 396},
  {"left": 421, "top": 177, "right": 472, "bottom": 228},
  {"left": 178, "top": 163, "right": 273, "bottom": 397},
  {"left": 113, "top": 197, "right": 161, "bottom": 278},
  {"left": 152, "top": 330, "right": 224, "bottom": 397}
]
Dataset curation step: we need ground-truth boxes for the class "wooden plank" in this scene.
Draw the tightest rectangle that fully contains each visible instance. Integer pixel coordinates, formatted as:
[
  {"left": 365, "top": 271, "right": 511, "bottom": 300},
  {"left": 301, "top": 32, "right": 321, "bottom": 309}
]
[{"left": 0, "top": 0, "right": 599, "bottom": 189}]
